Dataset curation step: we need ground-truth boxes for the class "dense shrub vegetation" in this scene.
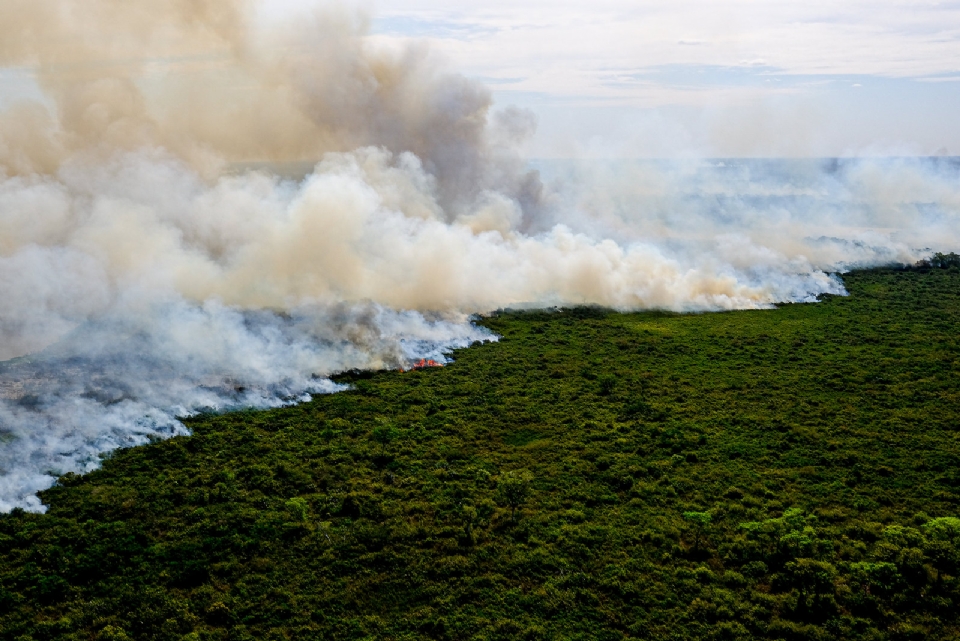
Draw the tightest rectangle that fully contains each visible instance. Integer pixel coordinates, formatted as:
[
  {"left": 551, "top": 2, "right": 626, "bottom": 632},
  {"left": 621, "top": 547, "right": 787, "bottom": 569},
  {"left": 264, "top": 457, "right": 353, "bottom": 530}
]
[{"left": 2, "top": 268, "right": 960, "bottom": 640}]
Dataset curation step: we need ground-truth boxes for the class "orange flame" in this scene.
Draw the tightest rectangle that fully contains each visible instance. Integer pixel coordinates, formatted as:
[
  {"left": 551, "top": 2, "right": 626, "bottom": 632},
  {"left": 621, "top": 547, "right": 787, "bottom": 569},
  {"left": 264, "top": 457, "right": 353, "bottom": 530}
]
[{"left": 401, "top": 358, "right": 443, "bottom": 372}]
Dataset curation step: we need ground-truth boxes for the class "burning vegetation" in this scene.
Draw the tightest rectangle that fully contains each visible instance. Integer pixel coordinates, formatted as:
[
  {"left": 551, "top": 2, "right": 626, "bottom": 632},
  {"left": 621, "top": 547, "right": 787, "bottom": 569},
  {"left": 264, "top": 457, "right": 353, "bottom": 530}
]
[{"left": 402, "top": 358, "right": 443, "bottom": 372}]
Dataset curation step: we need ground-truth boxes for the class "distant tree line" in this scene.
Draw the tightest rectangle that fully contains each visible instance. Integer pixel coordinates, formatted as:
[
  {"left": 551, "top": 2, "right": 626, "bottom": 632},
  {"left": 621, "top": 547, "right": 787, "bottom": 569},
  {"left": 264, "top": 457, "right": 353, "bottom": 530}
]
[{"left": 913, "top": 252, "right": 960, "bottom": 270}]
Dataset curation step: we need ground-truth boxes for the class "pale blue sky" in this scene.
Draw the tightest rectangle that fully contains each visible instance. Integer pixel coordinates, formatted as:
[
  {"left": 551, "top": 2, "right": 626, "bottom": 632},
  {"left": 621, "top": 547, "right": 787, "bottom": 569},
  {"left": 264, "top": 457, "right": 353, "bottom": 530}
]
[{"left": 358, "top": 0, "right": 960, "bottom": 157}]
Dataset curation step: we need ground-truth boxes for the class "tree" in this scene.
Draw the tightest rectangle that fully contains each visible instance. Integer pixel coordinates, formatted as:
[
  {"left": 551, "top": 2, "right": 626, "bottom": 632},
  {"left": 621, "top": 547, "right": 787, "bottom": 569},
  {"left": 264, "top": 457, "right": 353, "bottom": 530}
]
[
  {"left": 285, "top": 497, "right": 309, "bottom": 523},
  {"left": 497, "top": 470, "right": 534, "bottom": 520},
  {"left": 783, "top": 558, "right": 838, "bottom": 606},
  {"left": 923, "top": 517, "right": 960, "bottom": 581},
  {"left": 372, "top": 425, "right": 399, "bottom": 456},
  {"left": 684, "top": 511, "right": 712, "bottom": 552}
]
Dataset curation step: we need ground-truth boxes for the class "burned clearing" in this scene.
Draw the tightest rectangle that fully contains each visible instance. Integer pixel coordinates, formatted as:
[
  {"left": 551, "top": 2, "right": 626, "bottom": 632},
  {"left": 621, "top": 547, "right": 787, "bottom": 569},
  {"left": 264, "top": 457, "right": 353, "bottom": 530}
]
[{"left": 2, "top": 267, "right": 960, "bottom": 640}]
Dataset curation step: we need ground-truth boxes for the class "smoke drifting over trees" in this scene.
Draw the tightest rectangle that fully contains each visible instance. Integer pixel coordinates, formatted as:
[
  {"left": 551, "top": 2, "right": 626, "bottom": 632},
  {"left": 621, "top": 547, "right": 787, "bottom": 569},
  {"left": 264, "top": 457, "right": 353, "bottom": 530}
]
[{"left": 0, "top": 0, "right": 958, "bottom": 510}]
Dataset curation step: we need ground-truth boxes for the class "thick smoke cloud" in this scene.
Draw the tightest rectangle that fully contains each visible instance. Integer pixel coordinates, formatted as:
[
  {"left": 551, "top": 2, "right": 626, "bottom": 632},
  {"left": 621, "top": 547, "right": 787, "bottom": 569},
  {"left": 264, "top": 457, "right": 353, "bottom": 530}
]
[{"left": 1, "top": 1, "right": 959, "bottom": 511}]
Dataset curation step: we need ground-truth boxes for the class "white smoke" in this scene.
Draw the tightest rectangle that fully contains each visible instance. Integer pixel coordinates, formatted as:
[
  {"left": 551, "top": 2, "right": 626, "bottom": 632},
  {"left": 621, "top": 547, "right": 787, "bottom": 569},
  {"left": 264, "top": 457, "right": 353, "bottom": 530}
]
[
  {"left": 0, "top": 1, "right": 958, "bottom": 511},
  {"left": 0, "top": 299, "right": 493, "bottom": 512}
]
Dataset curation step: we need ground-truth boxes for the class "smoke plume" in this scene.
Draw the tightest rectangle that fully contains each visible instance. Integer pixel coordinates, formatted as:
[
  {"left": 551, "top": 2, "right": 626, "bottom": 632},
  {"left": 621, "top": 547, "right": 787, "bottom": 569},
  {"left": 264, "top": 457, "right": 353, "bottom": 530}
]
[{"left": 1, "top": 1, "right": 958, "bottom": 510}]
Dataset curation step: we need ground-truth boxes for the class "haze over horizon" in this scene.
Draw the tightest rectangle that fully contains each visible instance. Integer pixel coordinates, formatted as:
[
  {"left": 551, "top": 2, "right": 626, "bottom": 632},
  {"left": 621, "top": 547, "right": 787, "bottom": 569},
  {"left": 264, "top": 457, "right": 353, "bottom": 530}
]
[{"left": 364, "top": 0, "right": 960, "bottom": 158}]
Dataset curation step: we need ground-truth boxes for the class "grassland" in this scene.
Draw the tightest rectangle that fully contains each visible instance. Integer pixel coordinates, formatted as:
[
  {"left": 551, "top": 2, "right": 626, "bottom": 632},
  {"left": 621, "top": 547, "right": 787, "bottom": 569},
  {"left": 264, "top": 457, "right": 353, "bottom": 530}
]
[{"left": 2, "top": 267, "right": 960, "bottom": 640}]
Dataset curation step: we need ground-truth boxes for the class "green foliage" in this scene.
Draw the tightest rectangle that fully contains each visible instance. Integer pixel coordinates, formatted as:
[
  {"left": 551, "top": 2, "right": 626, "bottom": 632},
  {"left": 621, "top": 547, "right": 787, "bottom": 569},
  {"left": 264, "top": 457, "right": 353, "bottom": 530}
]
[
  {"left": 684, "top": 511, "right": 713, "bottom": 552},
  {"left": 2, "top": 268, "right": 960, "bottom": 639},
  {"left": 496, "top": 469, "right": 534, "bottom": 519},
  {"left": 684, "top": 511, "right": 713, "bottom": 526},
  {"left": 917, "top": 252, "right": 960, "bottom": 270},
  {"left": 285, "top": 497, "right": 309, "bottom": 522},
  {"left": 97, "top": 626, "right": 133, "bottom": 641}
]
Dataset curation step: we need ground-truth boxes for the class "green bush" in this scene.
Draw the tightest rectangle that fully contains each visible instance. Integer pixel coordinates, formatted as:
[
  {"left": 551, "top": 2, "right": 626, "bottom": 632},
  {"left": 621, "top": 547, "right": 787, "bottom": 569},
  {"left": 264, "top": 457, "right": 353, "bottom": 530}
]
[{"left": 2, "top": 268, "right": 960, "bottom": 640}]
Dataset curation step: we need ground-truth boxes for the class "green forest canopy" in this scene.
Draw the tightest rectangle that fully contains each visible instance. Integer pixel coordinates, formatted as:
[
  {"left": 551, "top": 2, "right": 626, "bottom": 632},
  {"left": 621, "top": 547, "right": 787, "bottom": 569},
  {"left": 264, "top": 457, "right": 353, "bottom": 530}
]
[{"left": 2, "top": 265, "right": 960, "bottom": 640}]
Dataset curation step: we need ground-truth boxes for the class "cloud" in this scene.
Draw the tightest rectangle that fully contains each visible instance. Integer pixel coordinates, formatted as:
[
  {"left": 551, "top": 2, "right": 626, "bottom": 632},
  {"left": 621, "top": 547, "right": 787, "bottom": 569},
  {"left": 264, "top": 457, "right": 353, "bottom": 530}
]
[
  {"left": 352, "top": 1, "right": 960, "bottom": 155},
  {"left": 364, "top": 0, "right": 960, "bottom": 95}
]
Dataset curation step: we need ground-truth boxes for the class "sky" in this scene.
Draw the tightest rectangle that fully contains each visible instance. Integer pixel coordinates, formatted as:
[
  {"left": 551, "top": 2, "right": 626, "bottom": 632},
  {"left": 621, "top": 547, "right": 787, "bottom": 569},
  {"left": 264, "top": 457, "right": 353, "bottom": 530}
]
[
  {"left": 358, "top": 0, "right": 960, "bottom": 157},
  {"left": 2, "top": 0, "right": 960, "bottom": 158}
]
